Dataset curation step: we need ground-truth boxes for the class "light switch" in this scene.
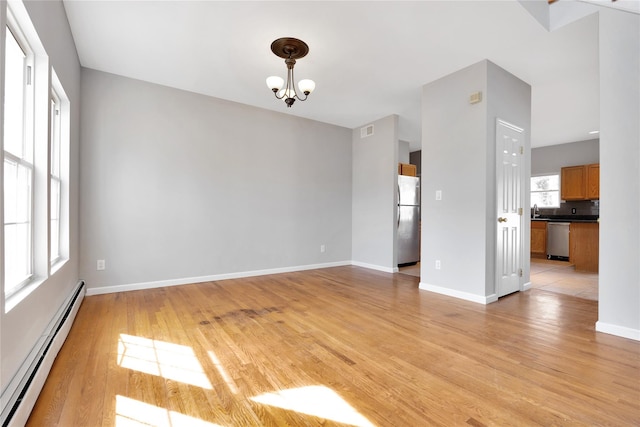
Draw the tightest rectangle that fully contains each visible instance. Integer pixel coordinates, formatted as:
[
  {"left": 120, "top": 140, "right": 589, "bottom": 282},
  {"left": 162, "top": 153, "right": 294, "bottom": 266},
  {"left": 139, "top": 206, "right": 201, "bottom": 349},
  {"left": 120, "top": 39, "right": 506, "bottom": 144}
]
[{"left": 435, "top": 190, "right": 442, "bottom": 201}]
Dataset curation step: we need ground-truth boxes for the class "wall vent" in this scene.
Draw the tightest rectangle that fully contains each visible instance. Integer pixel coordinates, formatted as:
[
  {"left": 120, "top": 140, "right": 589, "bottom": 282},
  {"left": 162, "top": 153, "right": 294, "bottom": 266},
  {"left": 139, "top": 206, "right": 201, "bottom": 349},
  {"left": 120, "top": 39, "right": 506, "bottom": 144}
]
[{"left": 360, "top": 124, "right": 374, "bottom": 138}]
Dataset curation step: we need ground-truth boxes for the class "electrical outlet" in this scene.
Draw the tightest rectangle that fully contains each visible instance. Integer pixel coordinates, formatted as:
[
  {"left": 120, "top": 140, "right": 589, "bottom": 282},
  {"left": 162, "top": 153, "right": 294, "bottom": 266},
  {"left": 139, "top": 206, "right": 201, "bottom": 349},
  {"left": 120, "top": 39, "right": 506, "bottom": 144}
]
[
  {"left": 435, "top": 260, "right": 441, "bottom": 270},
  {"left": 97, "top": 259, "right": 105, "bottom": 271},
  {"left": 320, "top": 244, "right": 326, "bottom": 253}
]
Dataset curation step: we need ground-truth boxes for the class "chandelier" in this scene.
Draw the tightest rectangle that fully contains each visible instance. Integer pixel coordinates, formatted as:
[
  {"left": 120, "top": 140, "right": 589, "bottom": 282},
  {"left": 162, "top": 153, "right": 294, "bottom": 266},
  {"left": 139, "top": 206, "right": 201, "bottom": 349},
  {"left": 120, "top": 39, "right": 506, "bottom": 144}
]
[{"left": 266, "top": 37, "right": 315, "bottom": 108}]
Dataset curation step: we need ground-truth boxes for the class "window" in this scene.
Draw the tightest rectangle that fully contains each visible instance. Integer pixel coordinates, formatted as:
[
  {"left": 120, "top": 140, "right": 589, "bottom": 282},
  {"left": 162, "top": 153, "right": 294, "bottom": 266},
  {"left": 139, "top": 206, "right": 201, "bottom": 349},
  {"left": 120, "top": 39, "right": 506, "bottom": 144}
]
[
  {"left": 50, "top": 95, "right": 61, "bottom": 263},
  {"left": 3, "top": 2, "right": 52, "bottom": 307},
  {"left": 4, "top": 22, "right": 35, "bottom": 297},
  {"left": 49, "top": 69, "right": 69, "bottom": 269},
  {"left": 531, "top": 174, "right": 560, "bottom": 208}
]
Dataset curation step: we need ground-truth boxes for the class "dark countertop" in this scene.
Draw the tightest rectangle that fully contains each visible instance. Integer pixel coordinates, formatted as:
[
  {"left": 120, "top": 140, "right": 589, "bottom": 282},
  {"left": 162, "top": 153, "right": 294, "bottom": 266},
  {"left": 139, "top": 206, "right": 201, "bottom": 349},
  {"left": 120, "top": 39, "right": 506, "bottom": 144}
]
[{"left": 531, "top": 215, "right": 599, "bottom": 223}]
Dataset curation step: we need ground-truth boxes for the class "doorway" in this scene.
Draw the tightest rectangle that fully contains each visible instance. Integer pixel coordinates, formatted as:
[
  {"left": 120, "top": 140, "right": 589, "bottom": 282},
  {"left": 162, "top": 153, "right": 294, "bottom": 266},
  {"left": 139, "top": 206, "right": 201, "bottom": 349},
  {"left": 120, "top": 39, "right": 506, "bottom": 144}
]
[
  {"left": 398, "top": 262, "right": 420, "bottom": 277},
  {"left": 530, "top": 258, "right": 598, "bottom": 300}
]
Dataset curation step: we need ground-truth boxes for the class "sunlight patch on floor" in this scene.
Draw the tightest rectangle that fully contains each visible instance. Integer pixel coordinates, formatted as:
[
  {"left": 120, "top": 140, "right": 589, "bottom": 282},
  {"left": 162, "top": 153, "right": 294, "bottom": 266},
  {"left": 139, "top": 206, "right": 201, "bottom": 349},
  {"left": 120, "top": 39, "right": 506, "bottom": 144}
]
[
  {"left": 250, "top": 385, "right": 375, "bottom": 427},
  {"left": 208, "top": 350, "right": 238, "bottom": 394},
  {"left": 115, "top": 395, "right": 223, "bottom": 427},
  {"left": 117, "top": 334, "right": 212, "bottom": 389}
]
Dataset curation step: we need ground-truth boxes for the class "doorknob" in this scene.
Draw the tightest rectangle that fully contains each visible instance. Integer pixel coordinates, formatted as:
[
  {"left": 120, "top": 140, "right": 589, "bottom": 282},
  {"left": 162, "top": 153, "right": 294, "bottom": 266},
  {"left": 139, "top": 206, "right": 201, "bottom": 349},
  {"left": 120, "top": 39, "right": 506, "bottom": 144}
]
[{"left": 498, "top": 217, "right": 507, "bottom": 223}]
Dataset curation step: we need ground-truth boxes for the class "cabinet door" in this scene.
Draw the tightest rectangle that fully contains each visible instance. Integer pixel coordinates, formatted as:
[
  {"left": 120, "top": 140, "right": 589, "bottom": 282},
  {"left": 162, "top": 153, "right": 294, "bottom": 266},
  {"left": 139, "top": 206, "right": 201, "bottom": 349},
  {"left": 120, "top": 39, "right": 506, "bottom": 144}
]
[
  {"left": 587, "top": 164, "right": 599, "bottom": 200},
  {"left": 570, "top": 222, "right": 599, "bottom": 272},
  {"left": 530, "top": 221, "right": 547, "bottom": 255},
  {"left": 561, "top": 165, "right": 587, "bottom": 200}
]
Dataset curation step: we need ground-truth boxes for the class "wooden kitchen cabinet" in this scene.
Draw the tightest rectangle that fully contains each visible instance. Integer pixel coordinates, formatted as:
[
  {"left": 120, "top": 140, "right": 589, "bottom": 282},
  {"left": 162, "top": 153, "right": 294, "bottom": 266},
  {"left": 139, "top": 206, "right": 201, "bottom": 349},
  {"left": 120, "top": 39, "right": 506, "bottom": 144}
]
[
  {"left": 561, "top": 165, "right": 588, "bottom": 200},
  {"left": 586, "top": 164, "right": 599, "bottom": 199},
  {"left": 530, "top": 220, "right": 547, "bottom": 257},
  {"left": 561, "top": 163, "right": 600, "bottom": 200},
  {"left": 569, "top": 222, "right": 599, "bottom": 272},
  {"left": 398, "top": 163, "right": 417, "bottom": 176}
]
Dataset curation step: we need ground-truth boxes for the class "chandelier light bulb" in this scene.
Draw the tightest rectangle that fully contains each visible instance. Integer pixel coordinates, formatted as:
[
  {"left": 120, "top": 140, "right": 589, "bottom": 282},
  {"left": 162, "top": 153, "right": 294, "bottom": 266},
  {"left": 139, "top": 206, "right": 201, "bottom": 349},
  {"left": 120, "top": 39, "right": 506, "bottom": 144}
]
[
  {"left": 278, "top": 87, "right": 296, "bottom": 100},
  {"left": 298, "top": 79, "right": 315, "bottom": 95},
  {"left": 266, "top": 76, "right": 284, "bottom": 92}
]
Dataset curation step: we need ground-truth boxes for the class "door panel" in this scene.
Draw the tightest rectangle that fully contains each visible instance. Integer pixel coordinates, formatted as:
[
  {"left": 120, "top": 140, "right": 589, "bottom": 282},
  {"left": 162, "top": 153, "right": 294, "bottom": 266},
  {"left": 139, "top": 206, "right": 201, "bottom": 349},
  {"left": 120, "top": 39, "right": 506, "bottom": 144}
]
[{"left": 496, "top": 119, "right": 524, "bottom": 297}]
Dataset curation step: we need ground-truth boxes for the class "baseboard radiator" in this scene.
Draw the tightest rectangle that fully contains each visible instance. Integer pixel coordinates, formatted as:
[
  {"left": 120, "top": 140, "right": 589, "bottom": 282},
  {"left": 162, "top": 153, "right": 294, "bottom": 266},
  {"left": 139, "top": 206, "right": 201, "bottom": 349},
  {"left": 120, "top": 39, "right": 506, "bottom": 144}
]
[{"left": 1, "top": 280, "right": 85, "bottom": 427}]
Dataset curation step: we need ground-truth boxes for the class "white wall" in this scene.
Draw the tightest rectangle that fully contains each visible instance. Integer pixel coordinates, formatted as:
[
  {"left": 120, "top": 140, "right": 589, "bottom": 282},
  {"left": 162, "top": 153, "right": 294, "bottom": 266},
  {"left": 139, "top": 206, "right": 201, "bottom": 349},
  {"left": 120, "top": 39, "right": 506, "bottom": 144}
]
[
  {"left": 596, "top": 7, "right": 640, "bottom": 340},
  {"left": 79, "top": 69, "right": 353, "bottom": 292},
  {"left": 0, "top": 0, "right": 81, "bottom": 400},
  {"left": 421, "top": 60, "right": 531, "bottom": 302},
  {"left": 351, "top": 115, "right": 398, "bottom": 272}
]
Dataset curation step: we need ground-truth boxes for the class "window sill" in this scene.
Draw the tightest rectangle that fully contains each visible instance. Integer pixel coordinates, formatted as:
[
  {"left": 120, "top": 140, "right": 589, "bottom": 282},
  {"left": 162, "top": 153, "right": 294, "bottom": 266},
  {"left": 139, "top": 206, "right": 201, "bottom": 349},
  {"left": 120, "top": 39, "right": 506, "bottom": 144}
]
[
  {"left": 51, "top": 258, "right": 68, "bottom": 276},
  {"left": 4, "top": 260, "right": 69, "bottom": 313},
  {"left": 5, "top": 276, "right": 45, "bottom": 313}
]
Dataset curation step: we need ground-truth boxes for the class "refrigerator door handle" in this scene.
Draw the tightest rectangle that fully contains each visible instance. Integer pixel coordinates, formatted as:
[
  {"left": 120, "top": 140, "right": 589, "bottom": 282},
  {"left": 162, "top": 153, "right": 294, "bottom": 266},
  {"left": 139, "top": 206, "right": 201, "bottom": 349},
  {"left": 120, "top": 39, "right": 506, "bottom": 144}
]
[{"left": 397, "top": 205, "right": 401, "bottom": 228}]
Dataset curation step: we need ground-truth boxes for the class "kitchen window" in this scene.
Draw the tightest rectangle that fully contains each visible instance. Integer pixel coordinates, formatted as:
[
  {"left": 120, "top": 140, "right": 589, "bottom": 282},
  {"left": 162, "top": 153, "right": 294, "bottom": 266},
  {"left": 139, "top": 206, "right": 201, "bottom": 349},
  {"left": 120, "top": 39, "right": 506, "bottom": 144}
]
[{"left": 531, "top": 174, "right": 560, "bottom": 208}]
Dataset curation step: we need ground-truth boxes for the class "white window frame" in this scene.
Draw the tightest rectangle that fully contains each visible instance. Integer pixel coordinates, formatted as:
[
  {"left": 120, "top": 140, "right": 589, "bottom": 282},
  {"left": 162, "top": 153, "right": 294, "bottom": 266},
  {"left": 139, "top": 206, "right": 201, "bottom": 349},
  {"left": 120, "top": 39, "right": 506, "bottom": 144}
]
[
  {"left": 50, "top": 93, "right": 61, "bottom": 265},
  {"left": 49, "top": 69, "right": 69, "bottom": 272},
  {"left": 3, "top": 0, "right": 50, "bottom": 312},
  {"left": 3, "top": 13, "right": 36, "bottom": 298},
  {"left": 530, "top": 173, "right": 561, "bottom": 209}
]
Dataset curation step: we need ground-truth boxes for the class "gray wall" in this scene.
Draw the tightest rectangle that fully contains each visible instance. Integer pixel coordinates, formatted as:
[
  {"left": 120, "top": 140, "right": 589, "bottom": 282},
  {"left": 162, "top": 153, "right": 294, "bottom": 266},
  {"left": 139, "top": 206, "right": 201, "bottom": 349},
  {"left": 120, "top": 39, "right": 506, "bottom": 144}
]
[
  {"left": 485, "top": 60, "right": 532, "bottom": 294},
  {"left": 421, "top": 60, "right": 531, "bottom": 301},
  {"left": 597, "top": 8, "right": 640, "bottom": 339},
  {"left": 1, "top": 0, "right": 81, "bottom": 396},
  {"left": 422, "top": 61, "right": 488, "bottom": 299},
  {"left": 399, "top": 140, "right": 410, "bottom": 164},
  {"left": 351, "top": 115, "right": 398, "bottom": 271},
  {"left": 532, "top": 139, "right": 599, "bottom": 175},
  {"left": 80, "top": 69, "right": 353, "bottom": 291}
]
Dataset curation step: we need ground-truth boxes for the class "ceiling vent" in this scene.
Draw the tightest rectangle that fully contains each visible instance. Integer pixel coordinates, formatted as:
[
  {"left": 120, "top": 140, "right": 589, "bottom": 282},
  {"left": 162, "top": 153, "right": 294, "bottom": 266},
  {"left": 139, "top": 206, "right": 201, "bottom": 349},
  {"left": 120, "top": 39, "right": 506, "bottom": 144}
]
[{"left": 360, "top": 124, "right": 374, "bottom": 138}]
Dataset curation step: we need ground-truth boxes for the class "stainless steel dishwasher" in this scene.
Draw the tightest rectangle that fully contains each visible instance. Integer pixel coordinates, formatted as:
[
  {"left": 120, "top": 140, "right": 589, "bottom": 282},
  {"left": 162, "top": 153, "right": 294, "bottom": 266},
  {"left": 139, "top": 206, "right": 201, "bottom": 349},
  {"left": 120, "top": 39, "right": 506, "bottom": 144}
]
[{"left": 547, "top": 222, "right": 570, "bottom": 260}]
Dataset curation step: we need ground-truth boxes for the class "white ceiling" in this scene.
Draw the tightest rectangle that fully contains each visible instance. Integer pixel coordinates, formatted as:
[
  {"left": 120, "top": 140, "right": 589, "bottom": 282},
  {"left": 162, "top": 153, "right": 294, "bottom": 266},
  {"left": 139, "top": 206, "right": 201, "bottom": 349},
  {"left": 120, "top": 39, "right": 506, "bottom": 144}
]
[{"left": 62, "top": 0, "right": 604, "bottom": 151}]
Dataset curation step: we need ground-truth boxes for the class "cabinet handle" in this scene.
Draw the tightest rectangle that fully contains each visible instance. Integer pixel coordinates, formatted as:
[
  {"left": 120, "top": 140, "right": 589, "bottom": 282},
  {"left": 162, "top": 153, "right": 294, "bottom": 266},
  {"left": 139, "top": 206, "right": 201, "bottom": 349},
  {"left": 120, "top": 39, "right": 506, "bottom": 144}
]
[{"left": 498, "top": 217, "right": 507, "bottom": 223}]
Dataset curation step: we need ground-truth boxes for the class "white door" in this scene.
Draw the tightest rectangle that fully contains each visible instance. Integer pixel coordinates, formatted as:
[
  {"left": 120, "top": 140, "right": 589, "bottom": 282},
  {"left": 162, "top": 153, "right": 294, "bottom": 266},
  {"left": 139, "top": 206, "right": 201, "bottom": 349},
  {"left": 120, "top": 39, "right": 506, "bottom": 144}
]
[{"left": 496, "top": 119, "right": 524, "bottom": 297}]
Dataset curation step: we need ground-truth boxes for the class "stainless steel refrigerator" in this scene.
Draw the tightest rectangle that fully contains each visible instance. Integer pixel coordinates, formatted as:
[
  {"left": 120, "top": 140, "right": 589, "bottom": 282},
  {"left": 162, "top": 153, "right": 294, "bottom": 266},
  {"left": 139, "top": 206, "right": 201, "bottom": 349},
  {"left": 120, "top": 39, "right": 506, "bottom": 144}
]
[{"left": 397, "top": 175, "right": 420, "bottom": 265}]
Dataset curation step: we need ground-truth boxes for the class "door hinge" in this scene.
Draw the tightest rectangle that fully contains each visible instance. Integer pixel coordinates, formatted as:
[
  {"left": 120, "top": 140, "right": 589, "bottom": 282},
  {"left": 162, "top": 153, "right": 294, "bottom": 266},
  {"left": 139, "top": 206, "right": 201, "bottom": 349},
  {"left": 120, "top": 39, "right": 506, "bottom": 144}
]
[
  {"left": 520, "top": 146, "right": 524, "bottom": 155},
  {"left": 518, "top": 208, "right": 523, "bottom": 216},
  {"left": 26, "top": 65, "right": 32, "bottom": 85},
  {"left": 518, "top": 268, "right": 523, "bottom": 277}
]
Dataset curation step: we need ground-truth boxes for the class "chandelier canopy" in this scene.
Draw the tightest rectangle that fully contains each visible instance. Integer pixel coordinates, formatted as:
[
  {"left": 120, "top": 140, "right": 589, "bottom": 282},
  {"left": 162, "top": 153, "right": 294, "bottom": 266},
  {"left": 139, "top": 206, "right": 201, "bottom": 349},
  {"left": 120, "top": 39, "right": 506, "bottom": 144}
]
[{"left": 266, "top": 37, "right": 315, "bottom": 108}]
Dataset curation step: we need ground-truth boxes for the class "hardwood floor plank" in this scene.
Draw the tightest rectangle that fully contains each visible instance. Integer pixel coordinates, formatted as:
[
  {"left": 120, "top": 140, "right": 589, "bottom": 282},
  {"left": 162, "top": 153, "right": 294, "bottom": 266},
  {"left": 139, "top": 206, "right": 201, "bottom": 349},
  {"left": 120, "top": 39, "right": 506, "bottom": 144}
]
[{"left": 27, "top": 266, "right": 639, "bottom": 426}]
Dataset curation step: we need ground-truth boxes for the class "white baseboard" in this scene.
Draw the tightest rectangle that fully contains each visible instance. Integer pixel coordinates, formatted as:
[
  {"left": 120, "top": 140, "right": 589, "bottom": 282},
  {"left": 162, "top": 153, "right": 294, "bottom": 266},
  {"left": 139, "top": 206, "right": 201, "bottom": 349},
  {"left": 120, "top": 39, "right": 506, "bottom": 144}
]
[
  {"left": 85, "top": 261, "right": 353, "bottom": 296},
  {"left": 351, "top": 261, "right": 398, "bottom": 273},
  {"left": 419, "top": 282, "right": 497, "bottom": 304},
  {"left": 2, "top": 281, "right": 85, "bottom": 427},
  {"left": 522, "top": 281, "right": 532, "bottom": 291},
  {"left": 595, "top": 321, "right": 640, "bottom": 341}
]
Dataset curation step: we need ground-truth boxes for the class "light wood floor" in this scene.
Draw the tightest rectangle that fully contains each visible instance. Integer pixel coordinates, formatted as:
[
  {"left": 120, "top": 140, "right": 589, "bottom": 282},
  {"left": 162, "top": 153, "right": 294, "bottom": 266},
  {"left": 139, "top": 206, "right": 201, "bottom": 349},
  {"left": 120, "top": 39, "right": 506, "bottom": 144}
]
[{"left": 28, "top": 266, "right": 639, "bottom": 426}]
